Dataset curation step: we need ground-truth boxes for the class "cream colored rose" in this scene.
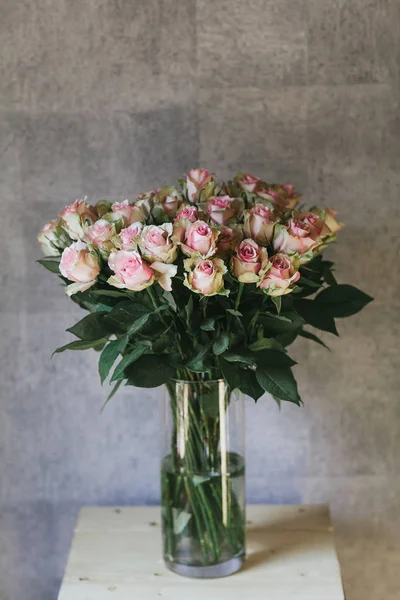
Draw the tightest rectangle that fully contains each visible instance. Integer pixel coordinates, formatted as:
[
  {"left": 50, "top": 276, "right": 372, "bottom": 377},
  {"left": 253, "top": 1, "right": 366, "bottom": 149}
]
[
  {"left": 184, "top": 257, "right": 228, "bottom": 296},
  {"left": 231, "top": 239, "right": 268, "bottom": 283},
  {"left": 38, "top": 219, "right": 70, "bottom": 256},
  {"left": 60, "top": 199, "right": 97, "bottom": 240},
  {"left": 258, "top": 253, "right": 300, "bottom": 296},
  {"left": 60, "top": 241, "right": 100, "bottom": 296},
  {"left": 243, "top": 203, "right": 277, "bottom": 245},
  {"left": 138, "top": 223, "right": 177, "bottom": 264}
]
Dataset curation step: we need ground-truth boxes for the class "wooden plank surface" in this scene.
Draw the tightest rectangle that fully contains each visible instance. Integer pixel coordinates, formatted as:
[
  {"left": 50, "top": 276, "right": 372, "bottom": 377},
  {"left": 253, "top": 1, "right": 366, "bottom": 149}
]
[{"left": 58, "top": 505, "right": 345, "bottom": 600}]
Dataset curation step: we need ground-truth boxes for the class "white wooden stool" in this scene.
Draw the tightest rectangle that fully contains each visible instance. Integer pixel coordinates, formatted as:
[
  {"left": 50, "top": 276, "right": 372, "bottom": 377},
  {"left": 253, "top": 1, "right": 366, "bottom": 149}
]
[{"left": 58, "top": 505, "right": 345, "bottom": 599}]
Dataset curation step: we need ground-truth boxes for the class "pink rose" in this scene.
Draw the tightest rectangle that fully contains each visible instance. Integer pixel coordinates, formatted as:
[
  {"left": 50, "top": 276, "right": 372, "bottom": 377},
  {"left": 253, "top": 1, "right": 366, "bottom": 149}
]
[
  {"left": 184, "top": 257, "right": 227, "bottom": 296},
  {"left": 119, "top": 223, "right": 143, "bottom": 251},
  {"left": 111, "top": 200, "right": 145, "bottom": 226},
  {"left": 207, "top": 195, "right": 243, "bottom": 225},
  {"left": 108, "top": 250, "right": 154, "bottom": 291},
  {"left": 243, "top": 203, "right": 277, "bottom": 245},
  {"left": 180, "top": 220, "right": 219, "bottom": 258},
  {"left": 235, "top": 173, "right": 262, "bottom": 193},
  {"left": 60, "top": 241, "right": 100, "bottom": 296},
  {"left": 174, "top": 205, "right": 199, "bottom": 223},
  {"left": 216, "top": 226, "right": 243, "bottom": 258},
  {"left": 259, "top": 253, "right": 300, "bottom": 296},
  {"left": 264, "top": 184, "right": 300, "bottom": 210},
  {"left": 133, "top": 189, "right": 159, "bottom": 218},
  {"left": 60, "top": 199, "right": 97, "bottom": 240},
  {"left": 273, "top": 217, "right": 320, "bottom": 259},
  {"left": 138, "top": 223, "right": 177, "bottom": 263},
  {"left": 85, "top": 218, "right": 116, "bottom": 256},
  {"left": 231, "top": 239, "right": 268, "bottom": 283},
  {"left": 186, "top": 168, "right": 214, "bottom": 202}
]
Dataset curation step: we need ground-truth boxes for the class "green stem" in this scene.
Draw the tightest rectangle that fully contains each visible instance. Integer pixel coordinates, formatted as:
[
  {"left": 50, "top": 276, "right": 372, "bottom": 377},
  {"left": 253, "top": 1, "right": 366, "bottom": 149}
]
[{"left": 235, "top": 282, "right": 244, "bottom": 311}]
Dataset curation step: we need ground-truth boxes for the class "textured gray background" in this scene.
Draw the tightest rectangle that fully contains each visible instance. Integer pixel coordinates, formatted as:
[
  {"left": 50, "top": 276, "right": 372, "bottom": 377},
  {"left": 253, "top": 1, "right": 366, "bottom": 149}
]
[{"left": 0, "top": 1, "right": 399, "bottom": 599}]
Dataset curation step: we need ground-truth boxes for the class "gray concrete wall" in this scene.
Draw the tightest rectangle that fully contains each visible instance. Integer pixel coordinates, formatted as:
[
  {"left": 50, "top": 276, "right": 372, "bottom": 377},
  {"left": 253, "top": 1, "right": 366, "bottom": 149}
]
[{"left": 0, "top": 1, "right": 399, "bottom": 598}]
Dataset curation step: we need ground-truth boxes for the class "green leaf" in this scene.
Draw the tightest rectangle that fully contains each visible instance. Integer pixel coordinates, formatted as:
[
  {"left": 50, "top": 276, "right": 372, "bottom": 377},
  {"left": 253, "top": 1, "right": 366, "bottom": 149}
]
[
  {"left": 315, "top": 284, "right": 373, "bottom": 318},
  {"left": 256, "top": 366, "right": 302, "bottom": 405},
  {"left": 103, "top": 301, "right": 149, "bottom": 334},
  {"left": 127, "top": 313, "right": 151, "bottom": 336},
  {"left": 212, "top": 332, "right": 230, "bottom": 356},
  {"left": 125, "top": 355, "right": 175, "bottom": 388},
  {"left": 90, "top": 289, "right": 128, "bottom": 298},
  {"left": 220, "top": 358, "right": 243, "bottom": 391},
  {"left": 52, "top": 338, "right": 107, "bottom": 356},
  {"left": 200, "top": 318, "right": 216, "bottom": 331},
  {"left": 67, "top": 312, "right": 109, "bottom": 341},
  {"left": 299, "top": 329, "right": 330, "bottom": 351},
  {"left": 111, "top": 342, "right": 152, "bottom": 382},
  {"left": 221, "top": 350, "right": 256, "bottom": 367},
  {"left": 322, "top": 263, "right": 337, "bottom": 286},
  {"left": 98, "top": 336, "right": 128, "bottom": 384},
  {"left": 186, "top": 344, "right": 211, "bottom": 372},
  {"left": 226, "top": 309, "right": 243, "bottom": 317},
  {"left": 249, "top": 338, "right": 283, "bottom": 352},
  {"left": 37, "top": 258, "right": 61, "bottom": 274},
  {"left": 237, "top": 369, "right": 264, "bottom": 401},
  {"left": 254, "top": 350, "right": 297, "bottom": 368},
  {"left": 100, "top": 380, "right": 123, "bottom": 413},
  {"left": 294, "top": 299, "right": 338, "bottom": 336},
  {"left": 271, "top": 296, "right": 282, "bottom": 315},
  {"left": 185, "top": 296, "right": 193, "bottom": 325}
]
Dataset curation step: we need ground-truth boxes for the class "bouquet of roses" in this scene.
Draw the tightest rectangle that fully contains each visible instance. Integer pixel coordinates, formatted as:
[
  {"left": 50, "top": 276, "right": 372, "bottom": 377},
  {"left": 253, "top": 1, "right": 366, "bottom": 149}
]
[{"left": 38, "top": 169, "right": 372, "bottom": 407}]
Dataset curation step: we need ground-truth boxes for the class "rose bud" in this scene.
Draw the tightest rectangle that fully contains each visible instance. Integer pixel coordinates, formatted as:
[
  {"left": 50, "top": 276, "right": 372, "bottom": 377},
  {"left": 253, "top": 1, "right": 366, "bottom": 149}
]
[
  {"left": 186, "top": 168, "right": 215, "bottom": 202},
  {"left": 322, "top": 207, "right": 343, "bottom": 236},
  {"left": 264, "top": 184, "right": 300, "bottom": 210},
  {"left": 216, "top": 226, "right": 243, "bottom": 258},
  {"left": 184, "top": 257, "right": 228, "bottom": 296},
  {"left": 85, "top": 218, "right": 117, "bottom": 257},
  {"left": 174, "top": 205, "right": 199, "bottom": 223},
  {"left": 258, "top": 253, "right": 300, "bottom": 296},
  {"left": 107, "top": 250, "right": 154, "bottom": 291},
  {"left": 179, "top": 220, "right": 219, "bottom": 258},
  {"left": 60, "top": 241, "right": 100, "bottom": 296},
  {"left": 38, "top": 219, "right": 71, "bottom": 256},
  {"left": 231, "top": 238, "right": 268, "bottom": 283},
  {"left": 151, "top": 186, "right": 183, "bottom": 222},
  {"left": 60, "top": 198, "right": 97, "bottom": 240},
  {"left": 138, "top": 223, "right": 177, "bottom": 264},
  {"left": 95, "top": 200, "right": 112, "bottom": 218},
  {"left": 243, "top": 203, "right": 277, "bottom": 245},
  {"left": 133, "top": 189, "right": 159, "bottom": 218}
]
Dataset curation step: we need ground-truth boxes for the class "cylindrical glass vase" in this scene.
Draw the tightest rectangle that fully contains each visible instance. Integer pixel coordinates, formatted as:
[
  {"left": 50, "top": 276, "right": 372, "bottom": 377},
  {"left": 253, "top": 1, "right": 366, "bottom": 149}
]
[{"left": 161, "top": 379, "right": 245, "bottom": 578}]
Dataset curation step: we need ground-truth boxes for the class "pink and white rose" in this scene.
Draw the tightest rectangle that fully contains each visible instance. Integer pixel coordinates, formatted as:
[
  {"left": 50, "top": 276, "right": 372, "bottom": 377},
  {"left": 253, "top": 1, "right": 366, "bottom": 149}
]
[
  {"left": 235, "top": 173, "right": 262, "bottom": 193},
  {"left": 243, "top": 203, "right": 277, "bottom": 245},
  {"left": 149, "top": 261, "right": 178, "bottom": 292},
  {"left": 231, "top": 239, "right": 268, "bottom": 283},
  {"left": 264, "top": 184, "right": 300, "bottom": 210},
  {"left": 207, "top": 195, "right": 243, "bottom": 225},
  {"left": 60, "top": 199, "right": 97, "bottom": 240},
  {"left": 184, "top": 257, "right": 228, "bottom": 296},
  {"left": 60, "top": 241, "right": 100, "bottom": 296},
  {"left": 178, "top": 220, "right": 219, "bottom": 258},
  {"left": 117, "top": 223, "right": 143, "bottom": 251},
  {"left": 273, "top": 213, "right": 324, "bottom": 260},
  {"left": 186, "top": 168, "right": 215, "bottom": 202},
  {"left": 174, "top": 205, "right": 199, "bottom": 223},
  {"left": 110, "top": 200, "right": 145, "bottom": 226},
  {"left": 258, "top": 253, "right": 300, "bottom": 296},
  {"left": 85, "top": 218, "right": 116, "bottom": 256},
  {"left": 152, "top": 187, "right": 183, "bottom": 220},
  {"left": 38, "top": 219, "right": 70, "bottom": 256},
  {"left": 108, "top": 250, "right": 154, "bottom": 291},
  {"left": 138, "top": 223, "right": 177, "bottom": 263}
]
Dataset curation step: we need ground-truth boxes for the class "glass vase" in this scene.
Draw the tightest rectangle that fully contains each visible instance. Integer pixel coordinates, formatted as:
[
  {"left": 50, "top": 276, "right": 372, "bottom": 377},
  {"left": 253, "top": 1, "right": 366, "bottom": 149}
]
[{"left": 161, "top": 379, "right": 245, "bottom": 578}]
